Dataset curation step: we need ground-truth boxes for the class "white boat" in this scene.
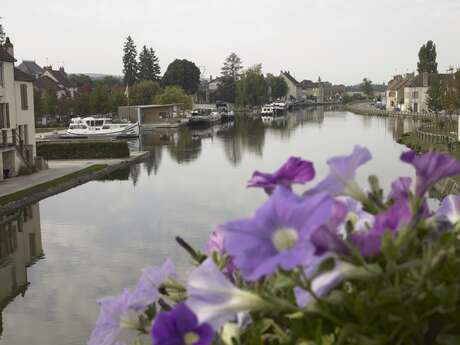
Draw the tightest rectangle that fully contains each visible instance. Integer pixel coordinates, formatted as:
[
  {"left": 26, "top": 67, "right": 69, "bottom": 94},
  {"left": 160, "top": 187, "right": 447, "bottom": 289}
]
[
  {"left": 261, "top": 104, "right": 274, "bottom": 116},
  {"left": 188, "top": 110, "right": 222, "bottom": 127},
  {"left": 67, "top": 117, "right": 140, "bottom": 137}
]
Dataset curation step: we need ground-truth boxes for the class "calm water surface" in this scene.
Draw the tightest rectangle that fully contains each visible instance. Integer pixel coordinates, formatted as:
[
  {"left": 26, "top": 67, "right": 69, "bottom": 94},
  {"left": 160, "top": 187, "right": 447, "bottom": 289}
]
[{"left": 0, "top": 108, "right": 417, "bottom": 345}]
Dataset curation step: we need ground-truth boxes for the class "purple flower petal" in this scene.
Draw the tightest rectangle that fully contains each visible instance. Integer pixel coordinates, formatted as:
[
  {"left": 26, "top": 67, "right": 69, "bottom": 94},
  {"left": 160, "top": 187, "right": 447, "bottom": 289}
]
[
  {"left": 248, "top": 157, "right": 315, "bottom": 193},
  {"left": 435, "top": 195, "right": 460, "bottom": 224},
  {"left": 308, "top": 146, "right": 371, "bottom": 197},
  {"left": 223, "top": 187, "right": 334, "bottom": 281},
  {"left": 389, "top": 177, "right": 412, "bottom": 202},
  {"left": 401, "top": 150, "right": 460, "bottom": 197},
  {"left": 152, "top": 303, "right": 214, "bottom": 345}
]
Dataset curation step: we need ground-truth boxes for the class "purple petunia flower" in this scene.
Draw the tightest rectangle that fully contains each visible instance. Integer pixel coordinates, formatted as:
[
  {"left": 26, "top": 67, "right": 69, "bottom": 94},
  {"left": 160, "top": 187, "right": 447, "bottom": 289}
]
[
  {"left": 206, "top": 225, "right": 236, "bottom": 279},
  {"left": 247, "top": 157, "right": 315, "bottom": 193},
  {"left": 351, "top": 199, "right": 412, "bottom": 256},
  {"left": 307, "top": 146, "right": 372, "bottom": 197},
  {"left": 401, "top": 150, "right": 460, "bottom": 198},
  {"left": 223, "top": 186, "right": 334, "bottom": 281},
  {"left": 388, "top": 177, "right": 412, "bottom": 202},
  {"left": 128, "top": 258, "right": 176, "bottom": 311},
  {"left": 88, "top": 289, "right": 135, "bottom": 345},
  {"left": 151, "top": 303, "right": 214, "bottom": 345},
  {"left": 187, "top": 259, "right": 266, "bottom": 329},
  {"left": 294, "top": 261, "right": 355, "bottom": 308},
  {"left": 435, "top": 195, "right": 460, "bottom": 225}
]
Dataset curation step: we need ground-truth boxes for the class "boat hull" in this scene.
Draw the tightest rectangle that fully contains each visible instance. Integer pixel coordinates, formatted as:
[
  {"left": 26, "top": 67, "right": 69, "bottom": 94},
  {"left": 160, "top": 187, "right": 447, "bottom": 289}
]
[{"left": 67, "top": 122, "right": 140, "bottom": 137}]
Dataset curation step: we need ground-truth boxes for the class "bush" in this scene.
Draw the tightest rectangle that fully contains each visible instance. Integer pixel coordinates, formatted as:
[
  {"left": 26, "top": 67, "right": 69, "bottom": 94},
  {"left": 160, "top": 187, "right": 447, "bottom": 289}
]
[{"left": 37, "top": 141, "right": 129, "bottom": 160}]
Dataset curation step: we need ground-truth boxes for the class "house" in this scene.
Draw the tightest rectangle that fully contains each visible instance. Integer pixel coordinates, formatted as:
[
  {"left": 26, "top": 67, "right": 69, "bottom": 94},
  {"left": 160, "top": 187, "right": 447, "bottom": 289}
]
[
  {"left": 17, "top": 60, "right": 43, "bottom": 79},
  {"left": 0, "top": 38, "right": 37, "bottom": 180},
  {"left": 403, "top": 72, "right": 450, "bottom": 113},
  {"left": 386, "top": 73, "right": 414, "bottom": 111},
  {"left": 280, "top": 71, "right": 302, "bottom": 100},
  {"left": 41, "top": 66, "right": 77, "bottom": 98},
  {"left": 118, "top": 104, "right": 182, "bottom": 126}
]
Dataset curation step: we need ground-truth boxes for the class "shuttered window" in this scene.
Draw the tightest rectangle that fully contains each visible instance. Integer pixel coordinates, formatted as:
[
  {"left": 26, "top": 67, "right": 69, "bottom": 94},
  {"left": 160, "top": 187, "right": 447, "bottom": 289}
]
[
  {"left": 0, "top": 103, "right": 10, "bottom": 128},
  {"left": 0, "top": 62, "right": 3, "bottom": 87},
  {"left": 20, "top": 84, "right": 28, "bottom": 110}
]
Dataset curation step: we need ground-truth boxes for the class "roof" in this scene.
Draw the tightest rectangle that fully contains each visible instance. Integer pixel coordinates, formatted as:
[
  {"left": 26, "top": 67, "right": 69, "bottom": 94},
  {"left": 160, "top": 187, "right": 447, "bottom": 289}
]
[
  {"left": 14, "top": 68, "right": 35, "bottom": 82},
  {"left": 44, "top": 68, "right": 75, "bottom": 88},
  {"left": 387, "top": 77, "right": 412, "bottom": 91},
  {"left": 0, "top": 46, "right": 16, "bottom": 63},
  {"left": 281, "top": 71, "right": 301, "bottom": 87},
  {"left": 35, "top": 75, "right": 63, "bottom": 92},
  {"left": 17, "top": 60, "right": 44, "bottom": 76},
  {"left": 406, "top": 73, "right": 451, "bottom": 88}
]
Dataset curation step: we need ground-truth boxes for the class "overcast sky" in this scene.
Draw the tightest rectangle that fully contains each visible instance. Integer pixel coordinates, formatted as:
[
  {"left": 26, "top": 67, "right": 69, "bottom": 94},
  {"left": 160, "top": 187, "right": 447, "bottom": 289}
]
[{"left": 2, "top": 0, "right": 459, "bottom": 85}]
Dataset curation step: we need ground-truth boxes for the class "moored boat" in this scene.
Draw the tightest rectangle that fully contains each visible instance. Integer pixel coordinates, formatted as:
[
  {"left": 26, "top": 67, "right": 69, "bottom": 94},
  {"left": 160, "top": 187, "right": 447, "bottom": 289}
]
[
  {"left": 188, "top": 110, "right": 222, "bottom": 127},
  {"left": 66, "top": 117, "right": 140, "bottom": 137}
]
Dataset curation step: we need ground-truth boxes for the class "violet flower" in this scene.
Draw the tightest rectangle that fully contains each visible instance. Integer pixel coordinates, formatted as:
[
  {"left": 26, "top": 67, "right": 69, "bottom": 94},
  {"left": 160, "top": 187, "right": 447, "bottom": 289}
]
[
  {"left": 88, "top": 289, "right": 136, "bottom": 345},
  {"left": 206, "top": 225, "right": 236, "bottom": 279},
  {"left": 401, "top": 150, "right": 460, "bottom": 198},
  {"left": 295, "top": 261, "right": 355, "bottom": 308},
  {"left": 247, "top": 157, "right": 315, "bottom": 193},
  {"left": 151, "top": 303, "right": 214, "bottom": 345},
  {"left": 128, "top": 258, "right": 176, "bottom": 311},
  {"left": 187, "top": 258, "right": 267, "bottom": 329},
  {"left": 307, "top": 146, "right": 372, "bottom": 197},
  {"left": 352, "top": 199, "right": 412, "bottom": 256},
  {"left": 337, "top": 196, "right": 374, "bottom": 233},
  {"left": 388, "top": 177, "right": 412, "bottom": 202},
  {"left": 435, "top": 195, "right": 460, "bottom": 225},
  {"left": 223, "top": 186, "right": 334, "bottom": 281}
]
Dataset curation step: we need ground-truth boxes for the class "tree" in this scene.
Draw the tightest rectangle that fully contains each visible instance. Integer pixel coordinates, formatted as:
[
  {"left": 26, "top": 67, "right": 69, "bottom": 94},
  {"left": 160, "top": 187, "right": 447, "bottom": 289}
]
[
  {"left": 69, "top": 74, "right": 94, "bottom": 89},
  {"left": 426, "top": 78, "right": 444, "bottom": 113},
  {"left": 122, "top": 36, "right": 138, "bottom": 86},
  {"left": 130, "top": 80, "right": 161, "bottom": 105},
  {"left": 155, "top": 86, "right": 193, "bottom": 110},
  {"left": 269, "top": 75, "right": 288, "bottom": 99},
  {"left": 417, "top": 40, "right": 438, "bottom": 74},
  {"left": 221, "top": 53, "right": 243, "bottom": 80},
  {"left": 150, "top": 48, "right": 161, "bottom": 81},
  {"left": 162, "top": 59, "right": 200, "bottom": 95},
  {"left": 0, "top": 17, "right": 6, "bottom": 45},
  {"left": 138, "top": 46, "right": 157, "bottom": 82},
  {"left": 236, "top": 64, "right": 269, "bottom": 107},
  {"left": 361, "top": 78, "right": 373, "bottom": 98},
  {"left": 214, "top": 77, "right": 237, "bottom": 103}
]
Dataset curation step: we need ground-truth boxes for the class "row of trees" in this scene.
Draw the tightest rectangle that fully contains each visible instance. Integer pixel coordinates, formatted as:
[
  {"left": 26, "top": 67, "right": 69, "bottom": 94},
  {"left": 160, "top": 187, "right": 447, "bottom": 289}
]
[
  {"left": 211, "top": 53, "right": 288, "bottom": 106},
  {"left": 427, "top": 69, "right": 460, "bottom": 114}
]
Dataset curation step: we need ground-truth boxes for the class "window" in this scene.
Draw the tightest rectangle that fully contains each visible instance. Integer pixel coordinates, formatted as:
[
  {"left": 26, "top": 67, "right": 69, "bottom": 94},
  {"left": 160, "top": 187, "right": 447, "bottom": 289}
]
[
  {"left": 412, "top": 91, "right": 419, "bottom": 99},
  {"left": 0, "top": 103, "right": 10, "bottom": 128},
  {"left": 0, "top": 62, "right": 3, "bottom": 87},
  {"left": 389, "top": 91, "right": 395, "bottom": 97},
  {"left": 20, "top": 84, "right": 28, "bottom": 110}
]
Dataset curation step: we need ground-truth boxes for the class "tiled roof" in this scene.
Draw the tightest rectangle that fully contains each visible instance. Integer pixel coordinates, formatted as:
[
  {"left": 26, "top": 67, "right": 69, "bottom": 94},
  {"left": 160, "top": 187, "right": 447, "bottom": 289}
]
[
  {"left": 35, "top": 75, "right": 63, "bottom": 92},
  {"left": 406, "top": 73, "right": 451, "bottom": 88},
  {"left": 17, "top": 60, "right": 44, "bottom": 76},
  {"left": 14, "top": 68, "right": 35, "bottom": 82},
  {"left": 0, "top": 46, "right": 16, "bottom": 63},
  {"left": 281, "top": 71, "right": 301, "bottom": 87}
]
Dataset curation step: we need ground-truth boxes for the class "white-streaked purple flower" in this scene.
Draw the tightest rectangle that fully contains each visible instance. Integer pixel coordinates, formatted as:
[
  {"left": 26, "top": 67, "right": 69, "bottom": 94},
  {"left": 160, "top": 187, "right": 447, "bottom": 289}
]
[
  {"left": 307, "top": 146, "right": 372, "bottom": 197},
  {"left": 351, "top": 199, "right": 412, "bottom": 257},
  {"left": 88, "top": 289, "right": 135, "bottom": 345},
  {"left": 128, "top": 258, "right": 176, "bottom": 311},
  {"left": 186, "top": 258, "right": 267, "bottom": 329},
  {"left": 435, "top": 195, "right": 460, "bottom": 225},
  {"left": 294, "top": 261, "right": 355, "bottom": 308},
  {"left": 223, "top": 187, "right": 334, "bottom": 281},
  {"left": 247, "top": 157, "right": 315, "bottom": 193},
  {"left": 337, "top": 196, "right": 374, "bottom": 233},
  {"left": 388, "top": 177, "right": 412, "bottom": 202},
  {"left": 401, "top": 150, "right": 460, "bottom": 198},
  {"left": 151, "top": 303, "right": 214, "bottom": 345},
  {"left": 206, "top": 225, "right": 225, "bottom": 255}
]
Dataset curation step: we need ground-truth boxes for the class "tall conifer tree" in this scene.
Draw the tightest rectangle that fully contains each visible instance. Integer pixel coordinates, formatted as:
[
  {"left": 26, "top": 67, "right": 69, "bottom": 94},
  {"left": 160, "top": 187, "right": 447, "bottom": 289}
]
[{"left": 122, "top": 36, "right": 138, "bottom": 86}]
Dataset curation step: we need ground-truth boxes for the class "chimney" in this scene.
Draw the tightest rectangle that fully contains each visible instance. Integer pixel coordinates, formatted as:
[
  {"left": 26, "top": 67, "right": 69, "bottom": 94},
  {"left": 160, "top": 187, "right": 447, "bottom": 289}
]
[
  {"left": 3, "top": 37, "right": 14, "bottom": 58},
  {"left": 59, "top": 66, "right": 66, "bottom": 74},
  {"left": 422, "top": 72, "right": 429, "bottom": 87}
]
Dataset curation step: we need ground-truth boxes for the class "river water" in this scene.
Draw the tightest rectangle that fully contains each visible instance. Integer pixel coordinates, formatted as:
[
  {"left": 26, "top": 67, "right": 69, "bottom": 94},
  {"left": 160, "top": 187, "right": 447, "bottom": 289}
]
[{"left": 0, "top": 108, "right": 418, "bottom": 345}]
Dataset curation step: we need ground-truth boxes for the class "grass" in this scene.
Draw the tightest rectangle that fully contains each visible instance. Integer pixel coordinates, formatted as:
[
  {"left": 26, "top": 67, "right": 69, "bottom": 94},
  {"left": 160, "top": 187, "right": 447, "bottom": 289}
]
[{"left": 0, "top": 164, "right": 108, "bottom": 206}]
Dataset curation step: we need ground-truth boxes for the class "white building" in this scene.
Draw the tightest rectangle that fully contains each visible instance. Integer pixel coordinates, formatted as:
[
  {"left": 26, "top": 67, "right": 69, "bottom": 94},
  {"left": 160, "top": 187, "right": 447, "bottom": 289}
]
[
  {"left": 0, "top": 38, "right": 37, "bottom": 180},
  {"left": 404, "top": 72, "right": 450, "bottom": 113},
  {"left": 280, "top": 71, "right": 302, "bottom": 100}
]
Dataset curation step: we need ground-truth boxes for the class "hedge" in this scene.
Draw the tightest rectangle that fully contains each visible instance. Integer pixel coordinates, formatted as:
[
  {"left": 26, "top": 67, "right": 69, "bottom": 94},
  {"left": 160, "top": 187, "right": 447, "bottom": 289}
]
[{"left": 37, "top": 141, "right": 130, "bottom": 160}]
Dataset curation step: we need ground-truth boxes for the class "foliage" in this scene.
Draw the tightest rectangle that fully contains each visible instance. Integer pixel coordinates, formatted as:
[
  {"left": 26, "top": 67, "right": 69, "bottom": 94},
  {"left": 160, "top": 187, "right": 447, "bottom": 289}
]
[
  {"left": 123, "top": 35, "right": 139, "bottom": 86},
  {"left": 0, "top": 17, "right": 5, "bottom": 45},
  {"left": 236, "top": 64, "right": 269, "bottom": 107},
  {"left": 37, "top": 141, "right": 129, "bottom": 159},
  {"left": 155, "top": 86, "right": 192, "bottom": 110},
  {"left": 69, "top": 74, "right": 94, "bottom": 88},
  {"left": 418, "top": 40, "right": 438, "bottom": 74},
  {"left": 138, "top": 46, "right": 161, "bottom": 82},
  {"left": 88, "top": 148, "right": 460, "bottom": 345},
  {"left": 360, "top": 78, "right": 373, "bottom": 98},
  {"left": 162, "top": 59, "right": 201, "bottom": 95},
  {"left": 427, "top": 78, "right": 444, "bottom": 113},
  {"left": 129, "top": 80, "right": 161, "bottom": 106},
  {"left": 214, "top": 77, "right": 237, "bottom": 103},
  {"left": 268, "top": 75, "right": 289, "bottom": 100},
  {"left": 221, "top": 52, "right": 243, "bottom": 80}
]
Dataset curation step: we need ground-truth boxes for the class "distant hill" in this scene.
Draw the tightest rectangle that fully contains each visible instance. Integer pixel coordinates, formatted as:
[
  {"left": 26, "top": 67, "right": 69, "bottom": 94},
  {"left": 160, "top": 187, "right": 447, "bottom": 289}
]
[
  {"left": 346, "top": 83, "right": 387, "bottom": 92},
  {"left": 79, "top": 73, "right": 123, "bottom": 80}
]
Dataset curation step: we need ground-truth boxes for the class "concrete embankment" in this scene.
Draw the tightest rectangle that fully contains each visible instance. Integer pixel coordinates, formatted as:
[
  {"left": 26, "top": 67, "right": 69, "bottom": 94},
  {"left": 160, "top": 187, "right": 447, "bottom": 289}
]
[{"left": 0, "top": 151, "right": 149, "bottom": 215}]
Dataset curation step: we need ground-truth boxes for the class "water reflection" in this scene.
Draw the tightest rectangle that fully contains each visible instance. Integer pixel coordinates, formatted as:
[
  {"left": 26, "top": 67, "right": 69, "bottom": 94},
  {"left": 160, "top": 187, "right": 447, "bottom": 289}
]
[{"left": 0, "top": 204, "right": 43, "bottom": 338}]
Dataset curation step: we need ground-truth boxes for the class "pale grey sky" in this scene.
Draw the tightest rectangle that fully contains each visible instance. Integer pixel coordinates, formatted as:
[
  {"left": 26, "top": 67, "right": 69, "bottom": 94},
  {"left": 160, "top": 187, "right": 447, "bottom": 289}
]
[{"left": 2, "top": 0, "right": 459, "bottom": 85}]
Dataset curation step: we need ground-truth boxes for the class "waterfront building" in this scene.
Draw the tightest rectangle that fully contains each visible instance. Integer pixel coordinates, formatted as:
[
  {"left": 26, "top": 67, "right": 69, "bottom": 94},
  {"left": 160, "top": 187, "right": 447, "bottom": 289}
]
[
  {"left": 280, "top": 71, "right": 302, "bottom": 100},
  {"left": 403, "top": 72, "right": 450, "bottom": 113},
  {"left": 385, "top": 73, "right": 414, "bottom": 111},
  {"left": 302, "top": 78, "right": 345, "bottom": 102},
  {"left": 0, "top": 38, "right": 37, "bottom": 180},
  {"left": 118, "top": 104, "right": 182, "bottom": 126}
]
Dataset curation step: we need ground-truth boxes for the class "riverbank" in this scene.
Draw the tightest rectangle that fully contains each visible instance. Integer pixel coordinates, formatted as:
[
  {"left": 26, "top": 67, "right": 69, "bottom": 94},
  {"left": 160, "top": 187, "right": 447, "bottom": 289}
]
[
  {"left": 0, "top": 151, "right": 149, "bottom": 215},
  {"left": 345, "top": 102, "right": 440, "bottom": 120}
]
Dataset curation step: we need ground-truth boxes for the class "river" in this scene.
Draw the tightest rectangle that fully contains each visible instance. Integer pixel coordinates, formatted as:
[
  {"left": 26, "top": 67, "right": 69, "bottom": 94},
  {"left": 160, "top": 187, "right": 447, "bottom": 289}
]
[{"left": 0, "top": 107, "right": 418, "bottom": 345}]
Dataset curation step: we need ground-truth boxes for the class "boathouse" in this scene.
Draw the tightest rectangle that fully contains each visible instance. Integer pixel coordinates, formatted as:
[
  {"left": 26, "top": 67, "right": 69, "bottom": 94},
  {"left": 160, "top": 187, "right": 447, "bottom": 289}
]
[{"left": 118, "top": 104, "right": 181, "bottom": 125}]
